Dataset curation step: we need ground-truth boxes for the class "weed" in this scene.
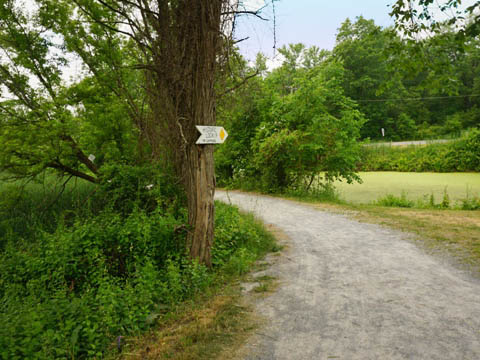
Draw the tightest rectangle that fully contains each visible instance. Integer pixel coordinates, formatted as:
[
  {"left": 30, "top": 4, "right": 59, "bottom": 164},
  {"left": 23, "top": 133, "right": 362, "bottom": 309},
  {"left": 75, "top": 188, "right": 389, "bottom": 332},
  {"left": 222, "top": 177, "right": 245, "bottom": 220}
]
[
  {"left": 253, "top": 283, "right": 270, "bottom": 293},
  {"left": 375, "top": 191, "right": 414, "bottom": 208},
  {"left": 441, "top": 188, "right": 451, "bottom": 209}
]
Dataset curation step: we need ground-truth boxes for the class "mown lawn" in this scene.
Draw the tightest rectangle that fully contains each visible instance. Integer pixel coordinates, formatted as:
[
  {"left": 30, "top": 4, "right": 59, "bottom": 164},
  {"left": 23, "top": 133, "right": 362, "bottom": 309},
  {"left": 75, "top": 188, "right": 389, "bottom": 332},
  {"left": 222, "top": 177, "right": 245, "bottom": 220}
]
[{"left": 334, "top": 172, "right": 480, "bottom": 204}]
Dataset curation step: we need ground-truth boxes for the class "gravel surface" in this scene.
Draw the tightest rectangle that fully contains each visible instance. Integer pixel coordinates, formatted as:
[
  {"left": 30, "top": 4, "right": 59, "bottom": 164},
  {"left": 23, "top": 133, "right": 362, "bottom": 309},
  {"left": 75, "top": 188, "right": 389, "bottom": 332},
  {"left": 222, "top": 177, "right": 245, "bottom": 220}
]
[
  {"left": 364, "top": 139, "right": 453, "bottom": 147},
  {"left": 215, "top": 190, "right": 480, "bottom": 360}
]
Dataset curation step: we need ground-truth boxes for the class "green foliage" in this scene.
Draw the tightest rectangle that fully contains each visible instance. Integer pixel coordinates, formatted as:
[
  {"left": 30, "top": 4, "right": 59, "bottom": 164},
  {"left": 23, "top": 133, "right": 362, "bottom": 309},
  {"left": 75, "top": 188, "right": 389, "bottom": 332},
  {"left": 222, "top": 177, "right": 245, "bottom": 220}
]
[
  {"left": 447, "top": 128, "right": 480, "bottom": 171},
  {"left": 0, "top": 1, "right": 142, "bottom": 183},
  {"left": 375, "top": 191, "right": 414, "bottom": 208},
  {"left": 359, "top": 129, "right": 480, "bottom": 172},
  {"left": 460, "top": 195, "right": 480, "bottom": 210},
  {"left": 213, "top": 201, "right": 276, "bottom": 273},
  {"left": 0, "top": 176, "right": 95, "bottom": 251},
  {"left": 95, "top": 164, "right": 184, "bottom": 216},
  {"left": 0, "top": 207, "right": 183, "bottom": 359},
  {"left": 286, "top": 181, "right": 342, "bottom": 203},
  {"left": 0, "top": 166, "right": 277, "bottom": 359},
  {"left": 391, "top": 0, "right": 480, "bottom": 38},
  {"left": 217, "top": 53, "right": 364, "bottom": 194},
  {"left": 373, "top": 187, "right": 480, "bottom": 210},
  {"left": 331, "top": 16, "right": 480, "bottom": 141}
]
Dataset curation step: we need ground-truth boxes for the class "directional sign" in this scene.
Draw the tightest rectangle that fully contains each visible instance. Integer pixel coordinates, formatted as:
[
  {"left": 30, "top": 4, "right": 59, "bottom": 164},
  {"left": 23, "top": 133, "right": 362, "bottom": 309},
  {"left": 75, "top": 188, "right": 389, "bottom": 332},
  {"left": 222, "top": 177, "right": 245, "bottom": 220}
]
[{"left": 196, "top": 126, "right": 228, "bottom": 145}]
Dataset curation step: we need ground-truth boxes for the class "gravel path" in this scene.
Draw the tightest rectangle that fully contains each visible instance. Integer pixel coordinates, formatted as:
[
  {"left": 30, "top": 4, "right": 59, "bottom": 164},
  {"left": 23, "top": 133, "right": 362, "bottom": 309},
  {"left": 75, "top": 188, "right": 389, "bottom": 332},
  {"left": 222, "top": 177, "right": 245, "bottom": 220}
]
[
  {"left": 364, "top": 139, "right": 453, "bottom": 147},
  {"left": 215, "top": 190, "right": 480, "bottom": 360}
]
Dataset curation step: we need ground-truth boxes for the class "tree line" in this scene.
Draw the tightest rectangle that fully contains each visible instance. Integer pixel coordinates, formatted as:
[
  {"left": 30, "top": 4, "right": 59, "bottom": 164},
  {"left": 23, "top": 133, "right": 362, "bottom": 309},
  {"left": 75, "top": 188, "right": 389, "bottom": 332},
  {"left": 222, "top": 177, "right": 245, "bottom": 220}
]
[{"left": 215, "top": 16, "right": 480, "bottom": 192}]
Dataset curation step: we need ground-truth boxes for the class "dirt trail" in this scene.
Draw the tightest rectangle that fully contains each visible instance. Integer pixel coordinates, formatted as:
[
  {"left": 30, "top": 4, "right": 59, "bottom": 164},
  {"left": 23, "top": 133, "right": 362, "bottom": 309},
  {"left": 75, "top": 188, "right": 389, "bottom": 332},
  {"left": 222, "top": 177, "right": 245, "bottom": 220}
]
[{"left": 215, "top": 190, "right": 480, "bottom": 360}]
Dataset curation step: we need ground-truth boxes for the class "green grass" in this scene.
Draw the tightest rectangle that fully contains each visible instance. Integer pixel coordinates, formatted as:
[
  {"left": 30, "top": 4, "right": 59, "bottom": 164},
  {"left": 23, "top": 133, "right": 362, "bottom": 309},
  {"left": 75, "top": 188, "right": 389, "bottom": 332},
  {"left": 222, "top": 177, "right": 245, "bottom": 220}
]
[
  {"left": 0, "top": 174, "right": 95, "bottom": 249},
  {"left": 334, "top": 172, "right": 480, "bottom": 205}
]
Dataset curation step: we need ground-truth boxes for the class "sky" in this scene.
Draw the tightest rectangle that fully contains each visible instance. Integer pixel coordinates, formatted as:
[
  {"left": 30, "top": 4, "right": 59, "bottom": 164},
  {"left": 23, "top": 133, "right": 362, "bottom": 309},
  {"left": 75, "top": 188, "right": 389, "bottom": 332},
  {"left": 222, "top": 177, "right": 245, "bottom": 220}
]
[
  {"left": 235, "top": 0, "right": 396, "bottom": 63},
  {"left": 235, "top": 0, "right": 477, "bottom": 65}
]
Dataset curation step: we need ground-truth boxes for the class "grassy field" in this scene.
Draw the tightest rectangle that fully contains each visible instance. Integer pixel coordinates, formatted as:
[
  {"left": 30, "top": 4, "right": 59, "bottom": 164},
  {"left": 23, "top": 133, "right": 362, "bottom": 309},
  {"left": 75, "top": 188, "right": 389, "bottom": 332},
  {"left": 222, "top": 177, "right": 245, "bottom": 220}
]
[{"left": 334, "top": 172, "right": 480, "bottom": 204}]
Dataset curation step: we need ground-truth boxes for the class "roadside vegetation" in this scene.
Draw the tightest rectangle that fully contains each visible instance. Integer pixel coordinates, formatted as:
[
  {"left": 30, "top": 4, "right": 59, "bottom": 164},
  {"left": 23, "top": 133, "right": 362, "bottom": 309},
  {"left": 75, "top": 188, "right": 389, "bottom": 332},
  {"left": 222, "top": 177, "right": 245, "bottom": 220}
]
[
  {"left": 359, "top": 129, "right": 480, "bottom": 172},
  {"left": 0, "top": 168, "right": 278, "bottom": 359}
]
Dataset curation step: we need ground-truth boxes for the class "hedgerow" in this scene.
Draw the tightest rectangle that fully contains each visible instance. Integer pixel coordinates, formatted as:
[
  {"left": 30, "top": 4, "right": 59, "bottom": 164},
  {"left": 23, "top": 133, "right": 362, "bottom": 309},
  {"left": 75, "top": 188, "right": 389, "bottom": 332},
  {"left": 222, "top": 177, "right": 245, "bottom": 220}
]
[{"left": 359, "top": 129, "right": 480, "bottom": 172}]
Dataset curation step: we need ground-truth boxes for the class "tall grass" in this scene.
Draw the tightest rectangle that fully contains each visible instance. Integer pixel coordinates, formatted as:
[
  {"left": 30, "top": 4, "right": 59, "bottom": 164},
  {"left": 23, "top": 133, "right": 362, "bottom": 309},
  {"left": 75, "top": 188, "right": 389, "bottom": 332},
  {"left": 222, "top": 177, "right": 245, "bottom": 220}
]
[
  {"left": 374, "top": 188, "right": 480, "bottom": 210},
  {"left": 0, "top": 175, "right": 95, "bottom": 250},
  {"left": 286, "top": 181, "right": 344, "bottom": 203}
]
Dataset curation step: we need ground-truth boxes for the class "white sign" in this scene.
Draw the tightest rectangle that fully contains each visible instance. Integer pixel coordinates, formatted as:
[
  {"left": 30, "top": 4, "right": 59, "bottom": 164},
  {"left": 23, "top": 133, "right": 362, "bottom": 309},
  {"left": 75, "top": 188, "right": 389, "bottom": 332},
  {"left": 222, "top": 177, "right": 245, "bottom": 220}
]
[
  {"left": 381, "top": 128, "right": 385, "bottom": 137},
  {"left": 88, "top": 154, "right": 96, "bottom": 162},
  {"left": 196, "top": 126, "right": 228, "bottom": 145}
]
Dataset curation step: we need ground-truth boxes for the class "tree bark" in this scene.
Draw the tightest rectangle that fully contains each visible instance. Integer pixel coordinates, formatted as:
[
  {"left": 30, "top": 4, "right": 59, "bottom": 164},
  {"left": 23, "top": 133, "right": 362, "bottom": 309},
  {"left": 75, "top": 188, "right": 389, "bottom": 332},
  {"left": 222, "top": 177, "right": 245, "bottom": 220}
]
[
  {"left": 160, "top": 0, "right": 222, "bottom": 266},
  {"left": 185, "top": 144, "right": 215, "bottom": 266},
  {"left": 113, "top": 0, "right": 224, "bottom": 265}
]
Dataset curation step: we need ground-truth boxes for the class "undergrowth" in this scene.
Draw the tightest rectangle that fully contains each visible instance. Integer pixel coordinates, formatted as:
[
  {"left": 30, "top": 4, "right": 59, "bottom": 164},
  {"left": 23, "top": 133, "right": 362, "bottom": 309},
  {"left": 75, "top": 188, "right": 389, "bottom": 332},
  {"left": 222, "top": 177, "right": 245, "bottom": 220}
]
[
  {"left": 374, "top": 188, "right": 480, "bottom": 210},
  {"left": 359, "top": 128, "right": 480, "bottom": 172},
  {"left": 0, "top": 165, "right": 277, "bottom": 359}
]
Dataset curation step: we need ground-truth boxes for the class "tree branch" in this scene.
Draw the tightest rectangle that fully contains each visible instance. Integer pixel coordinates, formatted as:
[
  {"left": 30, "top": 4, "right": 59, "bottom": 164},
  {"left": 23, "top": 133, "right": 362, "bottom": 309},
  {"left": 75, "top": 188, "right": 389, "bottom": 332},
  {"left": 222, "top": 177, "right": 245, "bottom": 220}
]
[
  {"left": 47, "top": 161, "right": 98, "bottom": 183},
  {"left": 218, "top": 70, "right": 259, "bottom": 97},
  {"left": 222, "top": 10, "right": 268, "bottom": 21}
]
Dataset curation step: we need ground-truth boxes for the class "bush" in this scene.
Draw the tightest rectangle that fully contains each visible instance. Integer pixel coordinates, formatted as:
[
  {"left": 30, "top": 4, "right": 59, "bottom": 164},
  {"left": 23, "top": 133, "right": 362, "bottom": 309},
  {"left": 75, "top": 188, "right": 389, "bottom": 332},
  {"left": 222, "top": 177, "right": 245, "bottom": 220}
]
[
  {"left": 95, "top": 164, "right": 184, "bottom": 216},
  {"left": 359, "top": 128, "right": 480, "bottom": 173},
  {"left": 0, "top": 167, "right": 277, "bottom": 359},
  {"left": 213, "top": 201, "right": 276, "bottom": 271},
  {"left": 0, "top": 206, "right": 188, "bottom": 359},
  {"left": 460, "top": 192, "right": 480, "bottom": 210}
]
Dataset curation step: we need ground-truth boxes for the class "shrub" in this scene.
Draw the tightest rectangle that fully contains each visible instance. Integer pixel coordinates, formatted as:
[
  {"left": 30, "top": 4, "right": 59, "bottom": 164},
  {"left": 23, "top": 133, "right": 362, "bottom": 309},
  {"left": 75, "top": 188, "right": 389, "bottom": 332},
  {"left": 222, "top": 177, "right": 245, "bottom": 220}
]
[
  {"left": 95, "top": 164, "right": 184, "bottom": 216},
  {"left": 0, "top": 172, "right": 277, "bottom": 359},
  {"left": 460, "top": 192, "right": 480, "bottom": 210},
  {"left": 359, "top": 128, "right": 480, "bottom": 173},
  {"left": 213, "top": 201, "right": 276, "bottom": 270},
  {"left": 375, "top": 192, "right": 414, "bottom": 208}
]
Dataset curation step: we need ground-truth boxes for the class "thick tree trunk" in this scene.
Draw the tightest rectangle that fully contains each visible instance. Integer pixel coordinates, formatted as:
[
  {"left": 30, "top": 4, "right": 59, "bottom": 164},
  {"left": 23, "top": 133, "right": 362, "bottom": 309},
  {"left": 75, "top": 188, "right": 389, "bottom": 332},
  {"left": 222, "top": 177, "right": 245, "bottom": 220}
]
[
  {"left": 185, "top": 144, "right": 215, "bottom": 266},
  {"left": 141, "top": 0, "right": 223, "bottom": 265},
  {"left": 178, "top": 1, "right": 222, "bottom": 266}
]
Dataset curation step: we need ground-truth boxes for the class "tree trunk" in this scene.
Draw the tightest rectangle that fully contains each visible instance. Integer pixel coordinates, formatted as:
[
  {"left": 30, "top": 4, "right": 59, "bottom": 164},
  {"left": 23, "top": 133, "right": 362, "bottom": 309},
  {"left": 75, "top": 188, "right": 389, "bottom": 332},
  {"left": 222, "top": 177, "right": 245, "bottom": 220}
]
[
  {"left": 177, "top": 1, "right": 222, "bottom": 266},
  {"left": 139, "top": 0, "right": 223, "bottom": 265},
  {"left": 185, "top": 144, "right": 215, "bottom": 266}
]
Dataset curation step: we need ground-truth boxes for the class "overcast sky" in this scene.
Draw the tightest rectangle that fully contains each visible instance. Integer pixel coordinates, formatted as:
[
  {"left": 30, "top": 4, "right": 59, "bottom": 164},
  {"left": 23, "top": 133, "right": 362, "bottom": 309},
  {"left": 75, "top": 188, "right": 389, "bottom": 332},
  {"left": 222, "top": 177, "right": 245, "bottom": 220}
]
[{"left": 236, "top": 0, "right": 477, "bottom": 65}]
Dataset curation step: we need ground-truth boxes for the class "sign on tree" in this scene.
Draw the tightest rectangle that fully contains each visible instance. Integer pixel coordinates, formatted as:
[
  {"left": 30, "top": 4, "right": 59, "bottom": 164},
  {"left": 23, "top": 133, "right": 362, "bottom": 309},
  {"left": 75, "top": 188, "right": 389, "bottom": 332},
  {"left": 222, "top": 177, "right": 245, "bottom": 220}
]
[{"left": 196, "top": 126, "right": 228, "bottom": 144}]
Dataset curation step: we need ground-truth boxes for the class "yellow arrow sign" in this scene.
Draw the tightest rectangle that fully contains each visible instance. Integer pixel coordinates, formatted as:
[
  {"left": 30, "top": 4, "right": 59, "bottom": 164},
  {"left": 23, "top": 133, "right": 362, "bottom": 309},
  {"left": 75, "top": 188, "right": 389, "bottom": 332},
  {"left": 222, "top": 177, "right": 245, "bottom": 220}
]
[{"left": 196, "top": 126, "right": 228, "bottom": 145}]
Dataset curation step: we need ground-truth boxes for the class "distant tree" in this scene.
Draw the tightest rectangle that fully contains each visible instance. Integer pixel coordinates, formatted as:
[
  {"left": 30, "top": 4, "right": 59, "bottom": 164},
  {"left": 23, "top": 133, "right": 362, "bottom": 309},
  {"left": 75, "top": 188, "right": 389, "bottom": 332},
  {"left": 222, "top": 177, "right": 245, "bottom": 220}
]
[{"left": 217, "top": 50, "right": 365, "bottom": 192}]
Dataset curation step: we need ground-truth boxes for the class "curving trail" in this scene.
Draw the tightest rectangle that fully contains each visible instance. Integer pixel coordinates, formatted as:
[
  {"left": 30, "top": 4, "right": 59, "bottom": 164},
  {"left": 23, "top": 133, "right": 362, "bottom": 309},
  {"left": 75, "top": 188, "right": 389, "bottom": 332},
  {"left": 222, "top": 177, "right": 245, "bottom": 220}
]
[{"left": 215, "top": 190, "right": 480, "bottom": 360}]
